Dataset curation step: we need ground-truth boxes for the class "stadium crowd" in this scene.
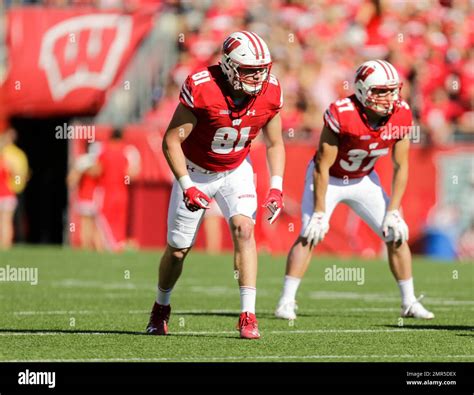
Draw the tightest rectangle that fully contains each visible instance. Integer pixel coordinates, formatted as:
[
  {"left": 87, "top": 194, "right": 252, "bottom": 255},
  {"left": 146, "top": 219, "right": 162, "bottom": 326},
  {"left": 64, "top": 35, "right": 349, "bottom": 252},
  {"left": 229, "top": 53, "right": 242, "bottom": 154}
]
[{"left": 143, "top": 0, "right": 474, "bottom": 146}]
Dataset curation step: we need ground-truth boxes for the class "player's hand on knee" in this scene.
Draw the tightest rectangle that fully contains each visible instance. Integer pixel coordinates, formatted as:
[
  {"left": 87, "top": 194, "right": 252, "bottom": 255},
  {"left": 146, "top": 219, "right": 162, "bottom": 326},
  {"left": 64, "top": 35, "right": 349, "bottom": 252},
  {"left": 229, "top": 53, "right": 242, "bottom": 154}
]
[
  {"left": 303, "top": 211, "right": 329, "bottom": 246},
  {"left": 263, "top": 188, "right": 284, "bottom": 224},
  {"left": 183, "top": 187, "right": 210, "bottom": 212},
  {"left": 382, "top": 210, "right": 409, "bottom": 243}
]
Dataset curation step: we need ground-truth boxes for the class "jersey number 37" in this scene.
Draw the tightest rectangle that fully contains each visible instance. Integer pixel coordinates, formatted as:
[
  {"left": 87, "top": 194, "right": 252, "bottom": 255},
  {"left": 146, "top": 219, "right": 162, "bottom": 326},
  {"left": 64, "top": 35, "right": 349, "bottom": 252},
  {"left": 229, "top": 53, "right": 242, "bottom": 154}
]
[{"left": 334, "top": 99, "right": 389, "bottom": 172}]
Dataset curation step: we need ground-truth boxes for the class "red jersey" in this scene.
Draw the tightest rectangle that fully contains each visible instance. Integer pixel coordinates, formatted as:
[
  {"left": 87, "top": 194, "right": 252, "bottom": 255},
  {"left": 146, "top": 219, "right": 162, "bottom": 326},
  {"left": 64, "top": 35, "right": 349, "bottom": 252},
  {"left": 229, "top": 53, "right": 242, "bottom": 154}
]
[
  {"left": 322, "top": 95, "right": 413, "bottom": 179},
  {"left": 98, "top": 141, "right": 129, "bottom": 192},
  {"left": 96, "top": 141, "right": 131, "bottom": 247},
  {"left": 179, "top": 65, "right": 283, "bottom": 171}
]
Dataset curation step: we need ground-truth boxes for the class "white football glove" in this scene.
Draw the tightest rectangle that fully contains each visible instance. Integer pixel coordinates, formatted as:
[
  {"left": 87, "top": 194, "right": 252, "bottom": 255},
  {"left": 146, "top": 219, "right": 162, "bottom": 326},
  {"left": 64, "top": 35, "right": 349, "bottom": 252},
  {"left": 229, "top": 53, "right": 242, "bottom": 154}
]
[
  {"left": 382, "top": 210, "right": 409, "bottom": 243},
  {"left": 302, "top": 212, "right": 329, "bottom": 246}
]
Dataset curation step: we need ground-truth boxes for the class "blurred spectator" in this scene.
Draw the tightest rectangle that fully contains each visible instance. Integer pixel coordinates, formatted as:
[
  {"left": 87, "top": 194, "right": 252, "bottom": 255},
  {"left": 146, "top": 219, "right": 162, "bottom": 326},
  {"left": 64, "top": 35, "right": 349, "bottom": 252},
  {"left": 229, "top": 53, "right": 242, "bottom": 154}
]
[
  {"left": 0, "top": 128, "right": 28, "bottom": 249},
  {"left": 423, "top": 204, "right": 462, "bottom": 260},
  {"left": 145, "top": 80, "right": 180, "bottom": 134},
  {"left": 421, "top": 87, "right": 465, "bottom": 145},
  {"left": 458, "top": 219, "right": 474, "bottom": 262},
  {"left": 67, "top": 142, "right": 103, "bottom": 251}
]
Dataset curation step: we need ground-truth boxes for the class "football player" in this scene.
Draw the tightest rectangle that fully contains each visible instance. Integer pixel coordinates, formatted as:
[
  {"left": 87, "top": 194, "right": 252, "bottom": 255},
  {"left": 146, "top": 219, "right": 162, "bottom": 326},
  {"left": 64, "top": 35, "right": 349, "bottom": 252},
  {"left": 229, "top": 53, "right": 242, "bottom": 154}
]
[
  {"left": 275, "top": 60, "right": 434, "bottom": 321},
  {"left": 146, "top": 31, "right": 285, "bottom": 339}
]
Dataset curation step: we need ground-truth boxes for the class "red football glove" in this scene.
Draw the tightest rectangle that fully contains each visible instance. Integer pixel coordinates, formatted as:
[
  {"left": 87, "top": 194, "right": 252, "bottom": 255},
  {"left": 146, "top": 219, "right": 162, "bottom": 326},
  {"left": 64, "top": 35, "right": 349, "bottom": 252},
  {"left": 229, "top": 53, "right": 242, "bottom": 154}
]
[
  {"left": 183, "top": 187, "right": 211, "bottom": 212},
  {"left": 262, "top": 188, "right": 284, "bottom": 224}
]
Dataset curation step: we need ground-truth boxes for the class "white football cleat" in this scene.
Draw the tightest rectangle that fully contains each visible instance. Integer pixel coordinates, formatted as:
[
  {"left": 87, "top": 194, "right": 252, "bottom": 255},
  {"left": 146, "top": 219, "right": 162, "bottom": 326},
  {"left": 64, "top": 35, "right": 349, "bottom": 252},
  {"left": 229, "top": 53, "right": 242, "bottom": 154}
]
[
  {"left": 401, "top": 295, "right": 435, "bottom": 320},
  {"left": 275, "top": 299, "right": 298, "bottom": 320}
]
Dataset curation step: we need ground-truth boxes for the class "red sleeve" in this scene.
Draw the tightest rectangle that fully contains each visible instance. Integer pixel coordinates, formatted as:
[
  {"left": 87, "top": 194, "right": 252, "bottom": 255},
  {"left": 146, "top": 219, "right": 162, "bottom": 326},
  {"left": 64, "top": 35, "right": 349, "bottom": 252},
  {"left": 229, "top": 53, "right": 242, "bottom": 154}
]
[
  {"left": 179, "top": 75, "right": 197, "bottom": 112},
  {"left": 323, "top": 102, "right": 341, "bottom": 134},
  {"left": 267, "top": 74, "right": 284, "bottom": 113},
  {"left": 275, "top": 80, "right": 284, "bottom": 112}
]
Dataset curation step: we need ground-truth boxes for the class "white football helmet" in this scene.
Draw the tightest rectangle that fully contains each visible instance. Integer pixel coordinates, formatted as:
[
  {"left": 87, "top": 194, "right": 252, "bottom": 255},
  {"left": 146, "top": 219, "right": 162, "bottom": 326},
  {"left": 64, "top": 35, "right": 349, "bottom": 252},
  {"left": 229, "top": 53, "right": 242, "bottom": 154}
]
[
  {"left": 354, "top": 60, "right": 402, "bottom": 116},
  {"left": 220, "top": 31, "right": 272, "bottom": 95}
]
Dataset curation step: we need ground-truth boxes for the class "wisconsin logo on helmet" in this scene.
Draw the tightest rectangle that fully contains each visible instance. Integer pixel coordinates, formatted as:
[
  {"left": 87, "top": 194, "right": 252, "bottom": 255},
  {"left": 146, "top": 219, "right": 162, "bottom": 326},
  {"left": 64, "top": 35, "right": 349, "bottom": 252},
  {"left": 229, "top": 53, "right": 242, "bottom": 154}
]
[
  {"left": 223, "top": 37, "right": 241, "bottom": 55},
  {"left": 356, "top": 65, "right": 375, "bottom": 82},
  {"left": 39, "top": 14, "right": 133, "bottom": 101}
]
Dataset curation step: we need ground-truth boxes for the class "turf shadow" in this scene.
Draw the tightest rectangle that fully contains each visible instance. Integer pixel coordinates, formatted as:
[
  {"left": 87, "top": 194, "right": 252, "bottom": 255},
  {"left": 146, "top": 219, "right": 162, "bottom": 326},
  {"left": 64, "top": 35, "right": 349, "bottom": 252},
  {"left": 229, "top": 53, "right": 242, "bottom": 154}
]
[
  {"left": 382, "top": 324, "right": 474, "bottom": 331},
  {"left": 0, "top": 328, "right": 240, "bottom": 339}
]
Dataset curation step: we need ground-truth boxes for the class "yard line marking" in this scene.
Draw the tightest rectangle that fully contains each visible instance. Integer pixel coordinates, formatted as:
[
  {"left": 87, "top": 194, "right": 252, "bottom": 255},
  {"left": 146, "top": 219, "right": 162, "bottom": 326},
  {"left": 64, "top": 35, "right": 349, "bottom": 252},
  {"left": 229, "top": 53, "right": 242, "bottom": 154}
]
[
  {"left": 13, "top": 310, "right": 95, "bottom": 316},
  {"left": 0, "top": 328, "right": 472, "bottom": 337},
  {"left": 308, "top": 291, "right": 474, "bottom": 305},
  {"left": 188, "top": 286, "right": 271, "bottom": 296},
  {"left": 51, "top": 279, "right": 140, "bottom": 290},
  {"left": 2, "top": 355, "right": 474, "bottom": 362}
]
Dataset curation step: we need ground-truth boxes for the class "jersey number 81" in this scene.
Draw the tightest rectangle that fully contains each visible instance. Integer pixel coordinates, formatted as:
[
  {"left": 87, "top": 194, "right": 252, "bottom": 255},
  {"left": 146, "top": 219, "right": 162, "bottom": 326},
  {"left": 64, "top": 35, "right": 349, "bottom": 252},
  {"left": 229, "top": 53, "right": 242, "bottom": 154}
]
[{"left": 211, "top": 126, "right": 251, "bottom": 154}]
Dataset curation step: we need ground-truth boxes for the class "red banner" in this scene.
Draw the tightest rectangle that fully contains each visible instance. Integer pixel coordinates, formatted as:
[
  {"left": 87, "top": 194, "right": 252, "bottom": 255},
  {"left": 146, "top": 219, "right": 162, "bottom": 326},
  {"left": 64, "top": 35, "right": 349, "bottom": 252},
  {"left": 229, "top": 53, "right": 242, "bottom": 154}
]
[{"left": 4, "top": 8, "right": 154, "bottom": 117}]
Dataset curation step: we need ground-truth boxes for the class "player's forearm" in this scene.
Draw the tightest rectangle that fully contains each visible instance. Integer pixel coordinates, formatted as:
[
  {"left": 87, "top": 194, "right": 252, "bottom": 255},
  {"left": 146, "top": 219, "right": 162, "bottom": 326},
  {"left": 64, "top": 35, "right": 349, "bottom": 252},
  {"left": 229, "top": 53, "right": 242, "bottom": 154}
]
[
  {"left": 388, "top": 163, "right": 408, "bottom": 211},
  {"left": 266, "top": 143, "right": 285, "bottom": 190},
  {"left": 162, "top": 138, "right": 189, "bottom": 182},
  {"left": 313, "top": 166, "right": 329, "bottom": 213}
]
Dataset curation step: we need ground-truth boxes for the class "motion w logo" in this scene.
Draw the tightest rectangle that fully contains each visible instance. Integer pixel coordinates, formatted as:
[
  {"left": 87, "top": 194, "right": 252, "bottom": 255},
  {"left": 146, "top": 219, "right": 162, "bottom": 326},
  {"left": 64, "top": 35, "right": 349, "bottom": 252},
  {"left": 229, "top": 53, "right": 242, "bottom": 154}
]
[
  {"left": 38, "top": 14, "right": 132, "bottom": 101},
  {"left": 223, "top": 37, "right": 241, "bottom": 54},
  {"left": 356, "top": 65, "right": 375, "bottom": 82}
]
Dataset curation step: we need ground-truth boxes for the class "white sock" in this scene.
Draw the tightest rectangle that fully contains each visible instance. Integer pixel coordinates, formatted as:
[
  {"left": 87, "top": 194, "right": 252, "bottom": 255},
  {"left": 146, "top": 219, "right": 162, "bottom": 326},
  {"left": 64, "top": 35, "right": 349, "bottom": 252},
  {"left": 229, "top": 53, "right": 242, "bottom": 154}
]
[
  {"left": 156, "top": 286, "right": 173, "bottom": 306},
  {"left": 279, "top": 275, "right": 301, "bottom": 303},
  {"left": 240, "top": 286, "right": 256, "bottom": 314},
  {"left": 398, "top": 277, "right": 416, "bottom": 306}
]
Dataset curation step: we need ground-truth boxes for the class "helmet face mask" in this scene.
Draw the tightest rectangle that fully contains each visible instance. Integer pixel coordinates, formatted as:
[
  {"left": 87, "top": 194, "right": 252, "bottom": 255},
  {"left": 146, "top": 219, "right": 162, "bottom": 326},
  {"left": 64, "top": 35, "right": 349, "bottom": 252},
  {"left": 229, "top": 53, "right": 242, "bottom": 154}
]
[
  {"left": 354, "top": 60, "right": 402, "bottom": 116},
  {"left": 220, "top": 31, "right": 272, "bottom": 96},
  {"left": 235, "top": 64, "right": 271, "bottom": 95},
  {"left": 365, "top": 83, "right": 402, "bottom": 115}
]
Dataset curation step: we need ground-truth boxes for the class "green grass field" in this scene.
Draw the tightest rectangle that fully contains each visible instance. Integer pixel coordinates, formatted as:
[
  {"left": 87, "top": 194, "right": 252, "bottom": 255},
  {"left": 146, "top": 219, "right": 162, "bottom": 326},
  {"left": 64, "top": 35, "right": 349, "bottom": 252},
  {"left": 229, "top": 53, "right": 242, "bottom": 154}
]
[{"left": 0, "top": 246, "right": 472, "bottom": 362}]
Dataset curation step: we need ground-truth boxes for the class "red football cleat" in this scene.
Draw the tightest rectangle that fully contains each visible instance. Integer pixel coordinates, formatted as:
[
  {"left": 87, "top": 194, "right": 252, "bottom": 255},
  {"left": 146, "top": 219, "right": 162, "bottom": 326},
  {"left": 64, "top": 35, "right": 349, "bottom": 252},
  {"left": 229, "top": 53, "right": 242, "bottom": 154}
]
[
  {"left": 146, "top": 302, "right": 171, "bottom": 335},
  {"left": 237, "top": 312, "right": 260, "bottom": 339}
]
